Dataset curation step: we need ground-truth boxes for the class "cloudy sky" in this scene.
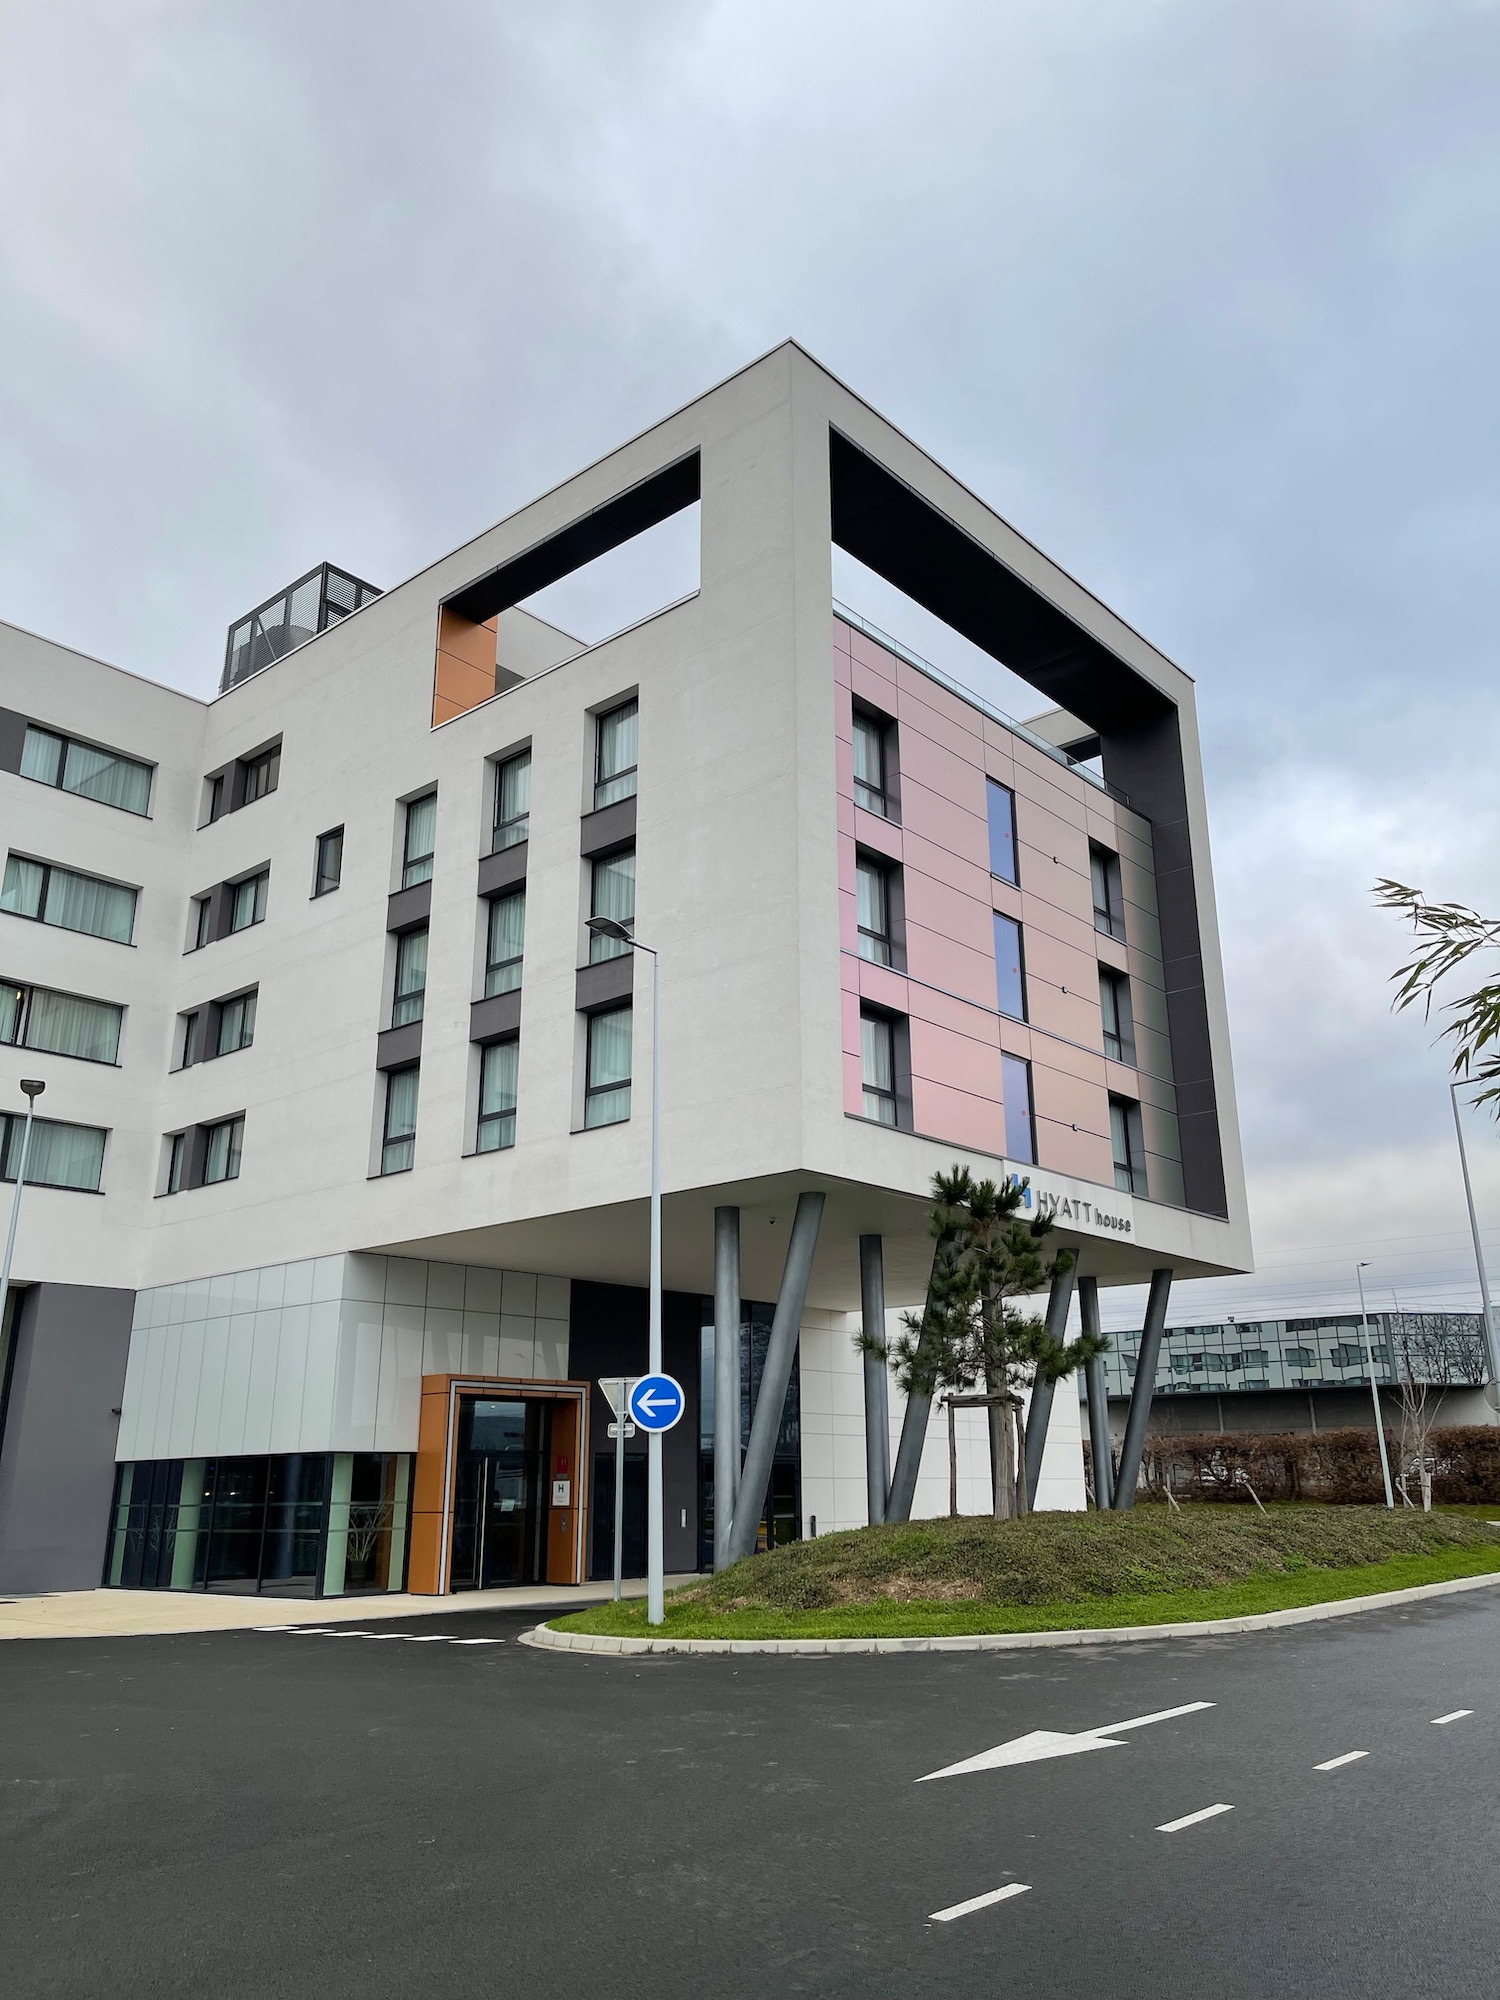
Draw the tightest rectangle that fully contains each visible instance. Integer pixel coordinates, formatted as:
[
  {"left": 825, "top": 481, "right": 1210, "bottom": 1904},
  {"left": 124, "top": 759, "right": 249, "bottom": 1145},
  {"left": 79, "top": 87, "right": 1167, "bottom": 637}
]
[{"left": 3, "top": 0, "right": 1498, "bottom": 1329}]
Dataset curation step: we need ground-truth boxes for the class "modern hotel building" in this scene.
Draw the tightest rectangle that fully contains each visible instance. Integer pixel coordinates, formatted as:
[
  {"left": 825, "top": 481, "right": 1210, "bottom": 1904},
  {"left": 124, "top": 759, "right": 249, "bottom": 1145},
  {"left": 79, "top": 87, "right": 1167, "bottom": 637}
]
[{"left": 0, "top": 344, "right": 1252, "bottom": 1598}]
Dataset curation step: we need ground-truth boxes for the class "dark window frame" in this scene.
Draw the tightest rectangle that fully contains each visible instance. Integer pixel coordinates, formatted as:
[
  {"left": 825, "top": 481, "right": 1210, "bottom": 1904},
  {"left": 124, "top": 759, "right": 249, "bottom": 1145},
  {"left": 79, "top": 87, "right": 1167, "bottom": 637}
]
[
  {"left": 993, "top": 910, "right": 1027, "bottom": 1022},
  {"left": 1, "top": 852, "right": 138, "bottom": 946},
  {"left": 986, "top": 778, "right": 1018, "bottom": 885},
  {"left": 492, "top": 748, "right": 532, "bottom": 853},
  {"left": 1002, "top": 1051, "right": 1036, "bottom": 1165},
  {"left": 0, "top": 1112, "right": 108, "bottom": 1192},
  {"left": 583, "top": 1004, "right": 633, "bottom": 1128},
  {"left": 593, "top": 699, "right": 639, "bottom": 810},
  {"left": 380, "top": 1064, "right": 420, "bottom": 1175},
  {"left": 476, "top": 1036, "right": 519, "bottom": 1153},
  {"left": 19, "top": 722, "right": 153, "bottom": 817},
  {"left": 391, "top": 926, "right": 428, "bottom": 1028},
  {"left": 851, "top": 703, "right": 899, "bottom": 822},
  {"left": 484, "top": 889, "right": 525, "bottom": 997},
  {"left": 1091, "top": 843, "right": 1127, "bottom": 942},
  {"left": 855, "top": 851, "right": 895, "bottom": 967},
  {"left": 402, "top": 792, "right": 437, "bottom": 889},
  {"left": 313, "top": 827, "right": 343, "bottom": 898},
  {"left": 1110, "top": 1094, "right": 1146, "bottom": 1196},
  {"left": 228, "top": 869, "right": 269, "bottom": 934},
  {"left": 0, "top": 977, "right": 123, "bottom": 1066},
  {"left": 200, "top": 1115, "right": 244, "bottom": 1186},
  {"left": 1099, "top": 966, "right": 1135, "bottom": 1066}
]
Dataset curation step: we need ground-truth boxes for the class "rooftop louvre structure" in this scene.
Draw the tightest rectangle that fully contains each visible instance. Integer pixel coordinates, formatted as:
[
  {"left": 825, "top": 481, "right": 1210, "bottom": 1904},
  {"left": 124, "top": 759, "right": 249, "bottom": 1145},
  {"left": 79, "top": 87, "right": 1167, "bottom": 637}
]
[{"left": 0, "top": 343, "right": 1251, "bottom": 1600}]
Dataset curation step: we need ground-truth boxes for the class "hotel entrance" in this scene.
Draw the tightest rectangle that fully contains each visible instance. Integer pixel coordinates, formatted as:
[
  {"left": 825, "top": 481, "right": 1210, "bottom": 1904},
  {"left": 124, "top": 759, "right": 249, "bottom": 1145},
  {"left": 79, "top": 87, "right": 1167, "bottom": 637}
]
[
  {"left": 449, "top": 1398, "right": 551, "bottom": 1589},
  {"left": 408, "top": 1376, "right": 589, "bottom": 1594}
]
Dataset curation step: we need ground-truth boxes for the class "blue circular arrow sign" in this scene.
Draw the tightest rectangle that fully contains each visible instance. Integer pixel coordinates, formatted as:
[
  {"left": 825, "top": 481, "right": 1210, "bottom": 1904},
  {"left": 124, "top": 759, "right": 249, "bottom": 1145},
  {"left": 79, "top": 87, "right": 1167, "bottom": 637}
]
[{"left": 627, "top": 1372, "right": 685, "bottom": 1433}]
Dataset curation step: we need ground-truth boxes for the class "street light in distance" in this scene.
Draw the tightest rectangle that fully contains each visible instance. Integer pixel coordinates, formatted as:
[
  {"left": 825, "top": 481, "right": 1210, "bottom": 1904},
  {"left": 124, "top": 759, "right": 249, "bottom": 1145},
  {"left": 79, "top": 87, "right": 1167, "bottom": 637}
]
[{"left": 0, "top": 1078, "right": 47, "bottom": 1327}]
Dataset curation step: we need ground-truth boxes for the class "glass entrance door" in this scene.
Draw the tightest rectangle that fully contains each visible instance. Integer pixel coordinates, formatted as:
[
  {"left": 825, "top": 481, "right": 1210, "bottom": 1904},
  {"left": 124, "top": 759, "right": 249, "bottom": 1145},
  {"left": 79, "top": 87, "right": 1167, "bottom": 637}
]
[{"left": 450, "top": 1398, "right": 552, "bottom": 1589}]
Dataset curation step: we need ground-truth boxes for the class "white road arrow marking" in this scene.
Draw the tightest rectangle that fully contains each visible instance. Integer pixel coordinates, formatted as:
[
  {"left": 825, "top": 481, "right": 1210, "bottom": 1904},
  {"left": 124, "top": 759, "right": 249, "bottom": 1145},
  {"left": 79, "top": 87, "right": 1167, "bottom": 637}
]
[{"left": 916, "top": 1700, "right": 1214, "bottom": 1782}]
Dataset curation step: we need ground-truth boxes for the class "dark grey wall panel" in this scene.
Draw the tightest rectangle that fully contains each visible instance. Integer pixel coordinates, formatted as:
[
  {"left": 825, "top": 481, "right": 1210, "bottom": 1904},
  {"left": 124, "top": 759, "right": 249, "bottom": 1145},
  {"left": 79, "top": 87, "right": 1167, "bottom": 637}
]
[
  {"left": 376, "top": 1022, "right": 424, "bottom": 1072},
  {"left": 0, "top": 1283, "right": 133, "bottom": 1593},
  {"left": 579, "top": 797, "right": 637, "bottom": 859},
  {"left": 574, "top": 957, "right": 634, "bottom": 1014},
  {"left": 476, "top": 845, "right": 528, "bottom": 899},
  {"left": 469, "top": 991, "right": 522, "bottom": 1044},
  {"left": 385, "top": 881, "right": 432, "bottom": 934},
  {"left": 0, "top": 706, "right": 28, "bottom": 775}
]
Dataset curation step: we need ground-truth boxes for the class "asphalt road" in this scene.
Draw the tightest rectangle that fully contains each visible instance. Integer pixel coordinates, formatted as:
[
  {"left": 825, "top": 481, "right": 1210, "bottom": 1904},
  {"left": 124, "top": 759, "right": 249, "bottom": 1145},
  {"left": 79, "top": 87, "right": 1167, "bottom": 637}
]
[{"left": 3, "top": 1590, "right": 1499, "bottom": 1998}]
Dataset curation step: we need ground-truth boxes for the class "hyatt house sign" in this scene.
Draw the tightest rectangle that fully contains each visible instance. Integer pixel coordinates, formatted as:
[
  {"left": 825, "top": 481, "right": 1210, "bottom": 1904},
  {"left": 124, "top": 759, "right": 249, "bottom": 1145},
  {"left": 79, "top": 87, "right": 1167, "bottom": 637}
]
[{"left": 1004, "top": 1165, "right": 1136, "bottom": 1241}]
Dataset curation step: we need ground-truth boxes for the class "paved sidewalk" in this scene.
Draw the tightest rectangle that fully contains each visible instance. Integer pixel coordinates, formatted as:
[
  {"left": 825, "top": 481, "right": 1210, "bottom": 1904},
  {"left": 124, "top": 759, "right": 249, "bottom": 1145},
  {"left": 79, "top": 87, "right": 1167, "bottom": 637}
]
[{"left": 0, "top": 1574, "right": 684, "bottom": 1641}]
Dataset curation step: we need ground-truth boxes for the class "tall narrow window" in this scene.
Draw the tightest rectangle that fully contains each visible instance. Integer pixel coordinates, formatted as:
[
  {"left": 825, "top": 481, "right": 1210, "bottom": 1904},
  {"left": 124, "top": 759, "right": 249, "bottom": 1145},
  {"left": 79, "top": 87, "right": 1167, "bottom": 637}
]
[
  {"left": 1002, "top": 1053, "right": 1036, "bottom": 1165},
  {"left": 193, "top": 896, "right": 213, "bottom": 950},
  {"left": 594, "top": 700, "right": 638, "bottom": 808},
  {"left": 1091, "top": 844, "right": 1126, "bottom": 941},
  {"left": 994, "top": 912, "right": 1026, "bottom": 1021},
  {"left": 165, "top": 1132, "right": 186, "bottom": 1195},
  {"left": 201, "top": 1116, "right": 244, "bottom": 1186},
  {"left": 392, "top": 927, "right": 428, "bottom": 1027},
  {"left": 477, "top": 1038, "right": 519, "bottom": 1152},
  {"left": 1099, "top": 968, "right": 1135, "bottom": 1065},
  {"left": 2, "top": 855, "right": 137, "bottom": 944},
  {"left": 986, "top": 780, "right": 1018, "bottom": 885},
  {"left": 1111, "top": 1096, "right": 1146, "bottom": 1195},
  {"left": 314, "top": 827, "right": 343, "bottom": 896},
  {"left": 178, "top": 1010, "right": 202, "bottom": 1069},
  {"left": 852, "top": 709, "right": 894, "bottom": 818},
  {"left": 216, "top": 989, "right": 257, "bottom": 1056},
  {"left": 381, "top": 1066, "right": 420, "bottom": 1173},
  {"left": 855, "top": 855, "right": 893, "bottom": 966},
  {"left": 860, "top": 1010, "right": 898, "bottom": 1126},
  {"left": 240, "top": 744, "right": 280, "bottom": 804},
  {"left": 493, "top": 750, "right": 531, "bottom": 851},
  {"left": 0, "top": 982, "right": 20, "bottom": 1045},
  {"left": 402, "top": 792, "right": 437, "bottom": 888},
  {"left": 229, "top": 870, "right": 268, "bottom": 933},
  {"left": 589, "top": 850, "right": 636, "bottom": 961},
  {"left": 584, "top": 1006, "right": 632, "bottom": 1127},
  {"left": 21, "top": 725, "right": 152, "bottom": 816},
  {"left": 485, "top": 891, "right": 526, "bottom": 996}
]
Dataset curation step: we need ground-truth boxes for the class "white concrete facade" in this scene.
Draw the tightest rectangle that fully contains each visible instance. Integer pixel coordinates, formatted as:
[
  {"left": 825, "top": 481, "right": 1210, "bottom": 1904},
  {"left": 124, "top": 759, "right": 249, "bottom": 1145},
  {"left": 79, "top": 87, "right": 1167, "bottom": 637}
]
[{"left": 0, "top": 343, "right": 1252, "bottom": 1583}]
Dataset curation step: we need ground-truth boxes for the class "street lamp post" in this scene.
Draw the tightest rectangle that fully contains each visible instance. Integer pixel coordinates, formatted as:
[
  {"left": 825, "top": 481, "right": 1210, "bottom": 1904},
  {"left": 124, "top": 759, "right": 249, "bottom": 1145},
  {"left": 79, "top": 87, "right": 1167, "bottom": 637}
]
[
  {"left": 1449, "top": 1081, "right": 1500, "bottom": 1389},
  {"left": 587, "top": 917, "right": 664, "bottom": 1625},
  {"left": 1356, "top": 1261, "right": 1394, "bottom": 1508},
  {"left": 0, "top": 1080, "right": 47, "bottom": 1326}
]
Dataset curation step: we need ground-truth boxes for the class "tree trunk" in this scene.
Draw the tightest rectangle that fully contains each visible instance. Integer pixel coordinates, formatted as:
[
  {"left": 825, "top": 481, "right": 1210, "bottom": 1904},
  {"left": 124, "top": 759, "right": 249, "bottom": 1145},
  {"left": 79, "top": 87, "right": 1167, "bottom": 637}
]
[{"left": 1013, "top": 1398, "right": 1030, "bottom": 1518}]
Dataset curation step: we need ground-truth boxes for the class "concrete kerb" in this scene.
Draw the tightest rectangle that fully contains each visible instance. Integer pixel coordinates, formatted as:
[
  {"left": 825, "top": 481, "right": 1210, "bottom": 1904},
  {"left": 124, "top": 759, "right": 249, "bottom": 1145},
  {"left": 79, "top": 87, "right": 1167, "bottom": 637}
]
[{"left": 517, "top": 1567, "right": 1500, "bottom": 1658}]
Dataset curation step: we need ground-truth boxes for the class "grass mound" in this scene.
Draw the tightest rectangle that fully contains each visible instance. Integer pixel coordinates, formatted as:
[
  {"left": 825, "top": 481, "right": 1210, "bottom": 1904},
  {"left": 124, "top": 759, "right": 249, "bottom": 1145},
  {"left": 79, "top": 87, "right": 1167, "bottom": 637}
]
[{"left": 673, "top": 1505, "right": 1497, "bottom": 1614}]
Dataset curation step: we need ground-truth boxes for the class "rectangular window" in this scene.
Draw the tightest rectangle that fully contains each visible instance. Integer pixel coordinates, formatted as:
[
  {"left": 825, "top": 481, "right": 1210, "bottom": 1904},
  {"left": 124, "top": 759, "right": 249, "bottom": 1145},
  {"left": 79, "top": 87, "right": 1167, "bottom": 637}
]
[
  {"left": 165, "top": 1132, "right": 186, "bottom": 1195},
  {"left": 859, "top": 1010, "right": 898, "bottom": 1126},
  {"left": 240, "top": 745, "right": 280, "bottom": 804},
  {"left": 1099, "top": 968, "right": 1135, "bottom": 1065},
  {"left": 206, "top": 774, "right": 226, "bottom": 824},
  {"left": 21, "top": 724, "right": 151, "bottom": 816},
  {"left": 589, "top": 849, "right": 636, "bottom": 961},
  {"left": 402, "top": 792, "right": 437, "bottom": 888},
  {"left": 855, "top": 854, "right": 893, "bottom": 966},
  {"left": 584, "top": 1006, "right": 632, "bottom": 1127},
  {"left": 202, "top": 1115, "right": 244, "bottom": 1185},
  {"left": 485, "top": 891, "right": 526, "bottom": 997},
  {"left": 476, "top": 1038, "right": 519, "bottom": 1152},
  {"left": 192, "top": 895, "right": 213, "bottom": 950},
  {"left": 1091, "top": 844, "right": 1126, "bottom": 941},
  {"left": 1002, "top": 1053, "right": 1036, "bottom": 1165},
  {"left": 381, "top": 1066, "right": 419, "bottom": 1173},
  {"left": 986, "top": 780, "right": 1018, "bottom": 884},
  {"left": 392, "top": 927, "right": 428, "bottom": 1027},
  {"left": 994, "top": 912, "right": 1026, "bottom": 1021},
  {"left": 229, "top": 870, "right": 268, "bottom": 933},
  {"left": 852, "top": 708, "right": 894, "bottom": 818},
  {"left": 1110, "top": 1095, "right": 1146, "bottom": 1195},
  {"left": 1, "top": 854, "right": 137, "bottom": 944},
  {"left": 216, "top": 989, "right": 257, "bottom": 1056},
  {"left": 314, "top": 828, "right": 343, "bottom": 897},
  {"left": 178, "top": 1010, "right": 202, "bottom": 1069},
  {"left": 0, "top": 1113, "right": 106, "bottom": 1191},
  {"left": 594, "top": 700, "right": 638, "bottom": 809},
  {"left": 0, "top": 981, "right": 122, "bottom": 1063},
  {"left": 492, "top": 750, "right": 531, "bottom": 852}
]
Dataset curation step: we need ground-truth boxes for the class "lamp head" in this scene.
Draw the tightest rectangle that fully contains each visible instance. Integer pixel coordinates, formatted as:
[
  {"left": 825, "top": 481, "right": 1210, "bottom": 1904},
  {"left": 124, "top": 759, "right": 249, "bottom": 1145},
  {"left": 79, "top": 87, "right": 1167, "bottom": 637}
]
[
  {"left": 586, "top": 917, "right": 634, "bottom": 945},
  {"left": 19, "top": 1079, "right": 44, "bottom": 1101}
]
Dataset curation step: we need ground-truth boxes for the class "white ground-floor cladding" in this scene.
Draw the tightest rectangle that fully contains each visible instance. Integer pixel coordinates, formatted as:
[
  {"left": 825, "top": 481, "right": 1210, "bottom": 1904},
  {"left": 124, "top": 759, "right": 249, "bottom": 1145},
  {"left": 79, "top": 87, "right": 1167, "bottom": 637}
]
[{"left": 87, "top": 1247, "right": 1083, "bottom": 1601}]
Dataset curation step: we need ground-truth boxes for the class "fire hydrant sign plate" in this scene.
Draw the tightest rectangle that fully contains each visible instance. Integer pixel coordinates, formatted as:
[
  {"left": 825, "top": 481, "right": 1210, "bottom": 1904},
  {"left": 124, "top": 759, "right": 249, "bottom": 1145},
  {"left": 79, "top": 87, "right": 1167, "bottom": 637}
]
[{"left": 627, "top": 1373, "right": 685, "bottom": 1432}]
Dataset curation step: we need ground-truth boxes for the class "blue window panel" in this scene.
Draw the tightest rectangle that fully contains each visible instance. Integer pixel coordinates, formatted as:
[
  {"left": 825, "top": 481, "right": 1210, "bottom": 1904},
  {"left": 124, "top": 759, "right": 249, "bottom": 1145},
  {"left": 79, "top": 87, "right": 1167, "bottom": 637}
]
[
  {"left": 1002, "top": 1053, "right": 1035, "bottom": 1165},
  {"left": 994, "top": 912, "right": 1026, "bottom": 1021},
  {"left": 986, "top": 780, "right": 1017, "bottom": 884}
]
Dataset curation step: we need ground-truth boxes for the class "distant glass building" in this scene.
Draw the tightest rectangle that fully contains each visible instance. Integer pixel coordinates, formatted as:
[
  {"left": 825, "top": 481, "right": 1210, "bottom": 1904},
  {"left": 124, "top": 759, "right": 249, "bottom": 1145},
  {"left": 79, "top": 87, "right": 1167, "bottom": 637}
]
[{"left": 1102, "top": 1311, "right": 1489, "bottom": 1403}]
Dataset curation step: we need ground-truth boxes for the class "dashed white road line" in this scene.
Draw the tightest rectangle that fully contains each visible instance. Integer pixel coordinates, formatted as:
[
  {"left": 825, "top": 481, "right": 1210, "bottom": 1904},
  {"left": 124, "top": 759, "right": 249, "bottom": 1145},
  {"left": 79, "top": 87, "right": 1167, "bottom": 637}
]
[
  {"left": 1432, "top": 1710, "right": 1473, "bottom": 1725},
  {"left": 930, "top": 1883, "right": 1031, "bottom": 1922},
  {"left": 1315, "top": 1751, "right": 1369, "bottom": 1771},
  {"left": 1157, "top": 1803, "right": 1235, "bottom": 1834},
  {"left": 255, "top": 1627, "right": 503, "bottom": 1646}
]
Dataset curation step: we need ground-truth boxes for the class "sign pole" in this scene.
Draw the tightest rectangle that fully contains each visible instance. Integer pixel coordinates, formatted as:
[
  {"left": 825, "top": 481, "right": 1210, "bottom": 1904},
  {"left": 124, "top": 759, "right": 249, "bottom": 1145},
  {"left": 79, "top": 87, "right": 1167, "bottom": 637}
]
[
  {"left": 646, "top": 945, "right": 664, "bottom": 1626},
  {"left": 613, "top": 1410, "right": 625, "bottom": 1603}
]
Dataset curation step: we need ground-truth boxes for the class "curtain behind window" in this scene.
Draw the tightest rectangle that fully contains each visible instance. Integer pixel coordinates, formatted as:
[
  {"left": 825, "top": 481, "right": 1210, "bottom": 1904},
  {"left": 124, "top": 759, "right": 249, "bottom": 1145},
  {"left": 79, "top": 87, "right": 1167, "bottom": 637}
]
[
  {"left": 1, "top": 856, "right": 44, "bottom": 919},
  {"left": 63, "top": 741, "right": 151, "bottom": 814},
  {"left": 44, "top": 866, "right": 136, "bottom": 942},
  {"left": 1, "top": 1115, "right": 105, "bottom": 1191},
  {"left": 27, "top": 989, "right": 122, "bottom": 1062}
]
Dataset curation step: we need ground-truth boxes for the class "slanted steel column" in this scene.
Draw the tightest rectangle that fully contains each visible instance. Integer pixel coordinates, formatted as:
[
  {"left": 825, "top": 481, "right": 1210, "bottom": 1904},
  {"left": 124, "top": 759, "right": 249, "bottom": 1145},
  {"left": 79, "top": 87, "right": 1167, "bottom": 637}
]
[
  {"left": 859, "top": 1234, "right": 890, "bottom": 1527},
  {"left": 1078, "top": 1276, "right": 1113, "bottom": 1508},
  {"left": 724, "top": 1191, "right": 825, "bottom": 1565},
  {"left": 712, "top": 1205, "right": 741, "bottom": 1571},
  {"left": 1111, "top": 1268, "right": 1173, "bottom": 1510},
  {"left": 1022, "top": 1263, "right": 1077, "bottom": 1508}
]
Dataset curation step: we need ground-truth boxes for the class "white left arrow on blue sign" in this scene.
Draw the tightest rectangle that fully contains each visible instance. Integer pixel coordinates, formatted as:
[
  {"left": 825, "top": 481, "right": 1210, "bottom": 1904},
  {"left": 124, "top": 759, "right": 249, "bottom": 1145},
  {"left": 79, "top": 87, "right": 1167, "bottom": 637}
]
[
  {"left": 916, "top": 1700, "right": 1214, "bottom": 1781},
  {"left": 627, "top": 1372, "right": 685, "bottom": 1431}
]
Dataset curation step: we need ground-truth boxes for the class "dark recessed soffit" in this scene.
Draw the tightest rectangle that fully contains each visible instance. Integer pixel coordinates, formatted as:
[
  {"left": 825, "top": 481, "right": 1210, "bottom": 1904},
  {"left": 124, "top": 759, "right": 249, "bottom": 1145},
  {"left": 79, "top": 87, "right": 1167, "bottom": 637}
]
[
  {"left": 829, "top": 431, "right": 1171, "bottom": 735},
  {"left": 443, "top": 454, "right": 701, "bottom": 628}
]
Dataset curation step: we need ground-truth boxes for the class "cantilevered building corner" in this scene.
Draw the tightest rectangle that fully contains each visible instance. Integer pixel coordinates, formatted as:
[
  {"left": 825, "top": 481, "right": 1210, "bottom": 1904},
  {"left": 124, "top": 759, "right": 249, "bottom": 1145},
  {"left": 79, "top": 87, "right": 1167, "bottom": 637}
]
[{"left": 0, "top": 342, "right": 1250, "bottom": 1599}]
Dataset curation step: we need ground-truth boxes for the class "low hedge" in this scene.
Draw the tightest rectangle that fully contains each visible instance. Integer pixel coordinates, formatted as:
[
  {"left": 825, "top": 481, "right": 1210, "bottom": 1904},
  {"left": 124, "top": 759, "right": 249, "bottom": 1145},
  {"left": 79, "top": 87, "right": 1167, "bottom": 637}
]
[{"left": 1091, "top": 1425, "right": 1500, "bottom": 1505}]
